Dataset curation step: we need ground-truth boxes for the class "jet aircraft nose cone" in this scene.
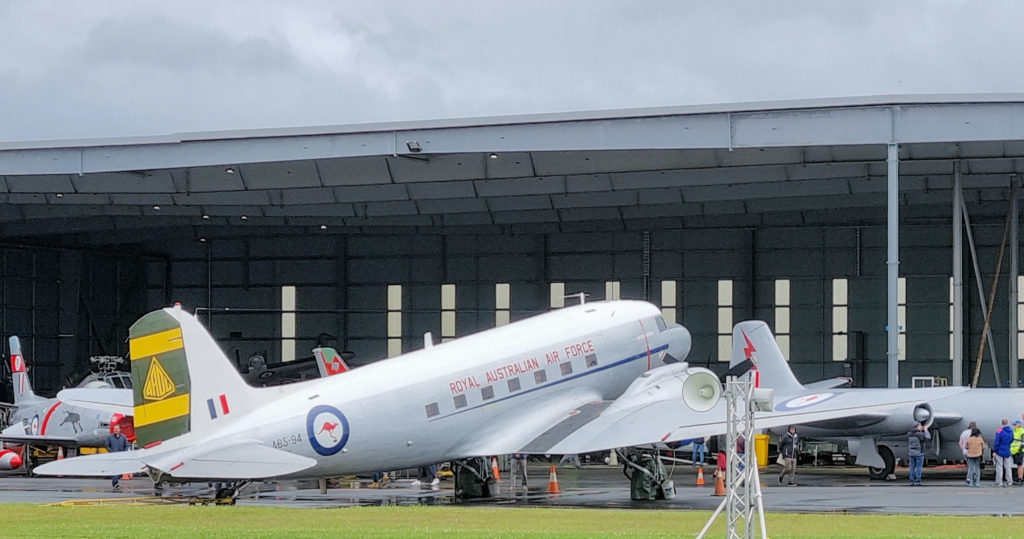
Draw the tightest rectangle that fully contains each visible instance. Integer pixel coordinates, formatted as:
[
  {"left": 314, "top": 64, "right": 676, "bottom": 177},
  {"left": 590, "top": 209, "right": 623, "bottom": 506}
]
[{"left": 9, "top": 454, "right": 21, "bottom": 469}]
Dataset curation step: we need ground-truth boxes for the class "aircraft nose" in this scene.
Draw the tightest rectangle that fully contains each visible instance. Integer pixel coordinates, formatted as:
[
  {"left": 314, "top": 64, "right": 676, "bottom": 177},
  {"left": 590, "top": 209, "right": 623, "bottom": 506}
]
[
  {"left": 9, "top": 453, "right": 21, "bottom": 469},
  {"left": 666, "top": 324, "right": 692, "bottom": 363}
]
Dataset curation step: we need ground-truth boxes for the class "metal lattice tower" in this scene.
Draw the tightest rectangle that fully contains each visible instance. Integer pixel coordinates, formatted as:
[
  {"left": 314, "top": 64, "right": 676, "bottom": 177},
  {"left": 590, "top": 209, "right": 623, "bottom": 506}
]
[{"left": 698, "top": 374, "right": 767, "bottom": 539}]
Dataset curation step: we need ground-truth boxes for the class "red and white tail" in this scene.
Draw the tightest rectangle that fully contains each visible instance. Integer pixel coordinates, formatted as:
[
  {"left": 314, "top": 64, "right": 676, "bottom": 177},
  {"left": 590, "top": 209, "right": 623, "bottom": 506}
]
[
  {"left": 8, "top": 336, "right": 37, "bottom": 404},
  {"left": 313, "top": 347, "right": 349, "bottom": 377}
]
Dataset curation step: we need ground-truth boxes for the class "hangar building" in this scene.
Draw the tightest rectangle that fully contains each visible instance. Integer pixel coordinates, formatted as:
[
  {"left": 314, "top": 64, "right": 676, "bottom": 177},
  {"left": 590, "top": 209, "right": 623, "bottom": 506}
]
[{"left": 1, "top": 94, "right": 1022, "bottom": 395}]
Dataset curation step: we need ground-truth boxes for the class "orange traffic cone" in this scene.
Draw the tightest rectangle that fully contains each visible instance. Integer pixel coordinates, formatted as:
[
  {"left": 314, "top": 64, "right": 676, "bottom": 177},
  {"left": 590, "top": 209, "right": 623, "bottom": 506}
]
[
  {"left": 121, "top": 472, "right": 131, "bottom": 481},
  {"left": 56, "top": 447, "right": 64, "bottom": 460},
  {"left": 696, "top": 466, "right": 705, "bottom": 486},
  {"left": 491, "top": 457, "right": 502, "bottom": 482},
  {"left": 712, "top": 469, "right": 726, "bottom": 496},
  {"left": 546, "top": 464, "right": 560, "bottom": 494}
]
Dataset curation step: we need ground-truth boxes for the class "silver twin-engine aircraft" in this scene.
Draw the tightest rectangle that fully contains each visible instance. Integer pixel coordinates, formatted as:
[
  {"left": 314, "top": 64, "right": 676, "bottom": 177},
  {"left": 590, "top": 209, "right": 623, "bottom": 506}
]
[
  {"left": 732, "top": 320, "right": 1023, "bottom": 479},
  {"left": 36, "top": 301, "right": 963, "bottom": 497}
]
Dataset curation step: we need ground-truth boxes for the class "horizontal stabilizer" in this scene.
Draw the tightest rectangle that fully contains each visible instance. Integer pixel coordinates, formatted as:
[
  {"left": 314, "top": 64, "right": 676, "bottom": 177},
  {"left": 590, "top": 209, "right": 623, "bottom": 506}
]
[
  {"left": 0, "top": 433, "right": 78, "bottom": 447},
  {"left": 35, "top": 450, "right": 147, "bottom": 476},
  {"left": 144, "top": 440, "right": 317, "bottom": 479},
  {"left": 55, "top": 388, "right": 133, "bottom": 415}
]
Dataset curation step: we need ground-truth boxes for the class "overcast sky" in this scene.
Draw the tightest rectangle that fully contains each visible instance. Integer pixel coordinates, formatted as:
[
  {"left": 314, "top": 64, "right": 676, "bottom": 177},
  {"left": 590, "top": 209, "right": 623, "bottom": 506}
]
[{"left": 2, "top": 1, "right": 1022, "bottom": 142}]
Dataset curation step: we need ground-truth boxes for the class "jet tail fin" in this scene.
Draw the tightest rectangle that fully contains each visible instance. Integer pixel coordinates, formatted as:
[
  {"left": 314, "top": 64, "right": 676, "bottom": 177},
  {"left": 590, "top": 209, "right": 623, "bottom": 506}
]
[
  {"left": 8, "top": 337, "right": 37, "bottom": 404},
  {"left": 731, "top": 321, "right": 805, "bottom": 394},
  {"left": 129, "top": 305, "right": 261, "bottom": 447}
]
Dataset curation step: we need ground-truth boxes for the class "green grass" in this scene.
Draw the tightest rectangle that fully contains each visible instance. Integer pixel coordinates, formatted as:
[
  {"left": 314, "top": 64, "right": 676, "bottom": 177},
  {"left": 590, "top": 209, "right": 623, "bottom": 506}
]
[{"left": 3, "top": 504, "right": 1016, "bottom": 538}]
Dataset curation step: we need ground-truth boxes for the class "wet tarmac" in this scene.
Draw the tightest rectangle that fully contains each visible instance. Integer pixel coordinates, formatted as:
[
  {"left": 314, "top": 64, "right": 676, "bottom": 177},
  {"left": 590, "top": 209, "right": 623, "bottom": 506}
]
[{"left": 1, "top": 463, "right": 1021, "bottom": 515}]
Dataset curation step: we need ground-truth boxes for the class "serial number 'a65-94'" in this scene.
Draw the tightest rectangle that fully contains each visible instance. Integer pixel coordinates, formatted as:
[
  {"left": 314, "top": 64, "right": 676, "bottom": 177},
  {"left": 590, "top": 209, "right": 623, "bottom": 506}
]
[{"left": 272, "top": 433, "right": 303, "bottom": 449}]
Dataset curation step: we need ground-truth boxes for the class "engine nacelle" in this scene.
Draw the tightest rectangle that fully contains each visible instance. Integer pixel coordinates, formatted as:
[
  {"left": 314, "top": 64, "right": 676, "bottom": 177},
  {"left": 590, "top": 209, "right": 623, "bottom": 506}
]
[{"left": 607, "top": 363, "right": 722, "bottom": 415}]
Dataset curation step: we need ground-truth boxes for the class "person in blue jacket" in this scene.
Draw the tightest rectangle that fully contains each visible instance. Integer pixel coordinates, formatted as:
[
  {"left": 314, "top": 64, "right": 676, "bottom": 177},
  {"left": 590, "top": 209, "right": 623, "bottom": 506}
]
[{"left": 993, "top": 418, "right": 1015, "bottom": 487}]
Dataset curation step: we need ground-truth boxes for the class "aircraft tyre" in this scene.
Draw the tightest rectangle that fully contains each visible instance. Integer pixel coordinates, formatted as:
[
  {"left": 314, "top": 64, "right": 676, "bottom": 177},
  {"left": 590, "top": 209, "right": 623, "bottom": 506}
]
[
  {"left": 215, "top": 487, "right": 237, "bottom": 505},
  {"left": 868, "top": 445, "right": 895, "bottom": 480}
]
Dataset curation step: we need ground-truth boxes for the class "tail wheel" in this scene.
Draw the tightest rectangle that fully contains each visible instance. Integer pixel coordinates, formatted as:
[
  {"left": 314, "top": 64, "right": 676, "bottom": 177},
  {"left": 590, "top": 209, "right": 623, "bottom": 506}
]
[{"left": 868, "top": 445, "right": 895, "bottom": 480}]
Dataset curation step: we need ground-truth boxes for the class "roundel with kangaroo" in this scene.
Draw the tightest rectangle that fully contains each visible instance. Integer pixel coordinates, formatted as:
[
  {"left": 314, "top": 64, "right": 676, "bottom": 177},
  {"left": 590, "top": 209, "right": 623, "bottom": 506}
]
[{"left": 306, "top": 405, "right": 350, "bottom": 456}]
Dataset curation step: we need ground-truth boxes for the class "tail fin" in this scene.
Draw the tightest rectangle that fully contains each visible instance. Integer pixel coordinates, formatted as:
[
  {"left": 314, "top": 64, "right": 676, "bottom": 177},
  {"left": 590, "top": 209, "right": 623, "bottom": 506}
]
[
  {"left": 8, "top": 337, "right": 37, "bottom": 403},
  {"left": 731, "top": 321, "right": 805, "bottom": 394},
  {"left": 129, "top": 305, "right": 259, "bottom": 447},
  {"left": 313, "top": 346, "right": 349, "bottom": 377}
]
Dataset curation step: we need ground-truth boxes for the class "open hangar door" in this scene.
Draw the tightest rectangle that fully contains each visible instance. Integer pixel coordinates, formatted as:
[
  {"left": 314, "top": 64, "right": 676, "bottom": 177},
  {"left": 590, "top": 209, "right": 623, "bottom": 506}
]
[{"left": 1, "top": 96, "right": 1023, "bottom": 389}]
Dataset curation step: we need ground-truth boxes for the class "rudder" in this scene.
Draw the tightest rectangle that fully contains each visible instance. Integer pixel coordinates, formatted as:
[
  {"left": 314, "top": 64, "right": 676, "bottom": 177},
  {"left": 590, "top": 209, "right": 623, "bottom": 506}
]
[
  {"left": 731, "top": 320, "right": 805, "bottom": 394},
  {"left": 8, "top": 336, "right": 37, "bottom": 404}
]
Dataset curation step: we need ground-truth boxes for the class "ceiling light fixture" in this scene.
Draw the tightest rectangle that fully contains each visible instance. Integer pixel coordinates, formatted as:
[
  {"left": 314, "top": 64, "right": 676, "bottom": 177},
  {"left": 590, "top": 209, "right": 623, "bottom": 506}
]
[
  {"left": 153, "top": 205, "right": 161, "bottom": 210},
  {"left": 489, "top": 153, "right": 498, "bottom": 159},
  {"left": 406, "top": 141, "right": 421, "bottom": 153},
  {"left": 320, "top": 224, "right": 328, "bottom": 230},
  {"left": 55, "top": 193, "right": 64, "bottom": 198},
  {"left": 199, "top": 237, "right": 207, "bottom": 243},
  {"left": 202, "top": 214, "right": 210, "bottom": 220},
  {"left": 240, "top": 215, "right": 248, "bottom": 221},
  {"left": 225, "top": 167, "right": 236, "bottom": 174}
]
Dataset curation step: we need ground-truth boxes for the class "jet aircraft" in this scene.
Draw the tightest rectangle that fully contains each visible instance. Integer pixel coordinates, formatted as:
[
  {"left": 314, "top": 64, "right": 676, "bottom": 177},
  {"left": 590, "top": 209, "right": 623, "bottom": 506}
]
[
  {"left": 0, "top": 337, "right": 135, "bottom": 471},
  {"left": 730, "top": 320, "right": 1015, "bottom": 479},
  {"left": 37, "top": 301, "right": 962, "bottom": 499}
]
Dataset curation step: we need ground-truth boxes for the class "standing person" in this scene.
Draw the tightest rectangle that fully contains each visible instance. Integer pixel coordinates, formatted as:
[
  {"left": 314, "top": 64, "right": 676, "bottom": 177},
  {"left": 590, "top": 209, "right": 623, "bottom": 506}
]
[
  {"left": 965, "top": 427, "right": 986, "bottom": 487},
  {"left": 993, "top": 418, "right": 1014, "bottom": 487},
  {"left": 906, "top": 422, "right": 930, "bottom": 486},
  {"left": 104, "top": 424, "right": 129, "bottom": 489},
  {"left": 692, "top": 437, "right": 707, "bottom": 467},
  {"left": 777, "top": 426, "right": 800, "bottom": 486},
  {"left": 959, "top": 421, "right": 978, "bottom": 485},
  {"left": 1012, "top": 421, "right": 1024, "bottom": 485}
]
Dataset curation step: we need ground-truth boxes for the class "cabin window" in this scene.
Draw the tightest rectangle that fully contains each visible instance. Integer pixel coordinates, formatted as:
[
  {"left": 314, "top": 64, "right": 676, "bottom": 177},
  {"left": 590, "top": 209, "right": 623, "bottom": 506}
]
[
  {"left": 655, "top": 315, "right": 668, "bottom": 332},
  {"left": 425, "top": 402, "right": 440, "bottom": 418},
  {"left": 507, "top": 377, "right": 521, "bottom": 392},
  {"left": 585, "top": 354, "right": 598, "bottom": 368},
  {"left": 560, "top": 362, "right": 573, "bottom": 376},
  {"left": 534, "top": 370, "right": 547, "bottom": 384},
  {"left": 481, "top": 385, "right": 495, "bottom": 400},
  {"left": 453, "top": 394, "right": 467, "bottom": 409}
]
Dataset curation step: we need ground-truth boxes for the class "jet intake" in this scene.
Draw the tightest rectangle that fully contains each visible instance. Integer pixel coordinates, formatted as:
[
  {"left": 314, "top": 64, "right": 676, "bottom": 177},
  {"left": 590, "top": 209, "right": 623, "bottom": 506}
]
[{"left": 912, "top": 403, "right": 934, "bottom": 429}]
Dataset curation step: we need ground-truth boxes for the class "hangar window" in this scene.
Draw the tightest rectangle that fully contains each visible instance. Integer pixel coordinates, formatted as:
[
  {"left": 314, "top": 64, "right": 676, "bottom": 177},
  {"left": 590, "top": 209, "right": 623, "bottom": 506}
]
[
  {"left": 481, "top": 385, "right": 495, "bottom": 400},
  {"left": 507, "top": 377, "right": 521, "bottom": 392},
  {"left": 661, "top": 280, "right": 677, "bottom": 324},
  {"left": 453, "top": 394, "right": 467, "bottom": 409},
  {"left": 560, "top": 362, "right": 573, "bottom": 376},
  {"left": 585, "top": 354, "right": 598, "bottom": 368},
  {"left": 534, "top": 370, "right": 547, "bottom": 384},
  {"left": 388, "top": 285, "right": 403, "bottom": 358},
  {"left": 898, "top": 277, "right": 907, "bottom": 361},
  {"left": 441, "top": 284, "right": 456, "bottom": 342},
  {"left": 425, "top": 402, "right": 439, "bottom": 418},
  {"left": 496, "top": 283, "right": 510, "bottom": 326},
  {"left": 550, "top": 283, "right": 565, "bottom": 308},
  {"left": 774, "top": 280, "right": 791, "bottom": 360},
  {"left": 717, "top": 280, "right": 733, "bottom": 362},
  {"left": 1018, "top": 276, "right": 1024, "bottom": 361},
  {"left": 606, "top": 281, "right": 621, "bottom": 301},
  {"left": 281, "top": 286, "right": 296, "bottom": 363},
  {"left": 832, "top": 279, "right": 848, "bottom": 361}
]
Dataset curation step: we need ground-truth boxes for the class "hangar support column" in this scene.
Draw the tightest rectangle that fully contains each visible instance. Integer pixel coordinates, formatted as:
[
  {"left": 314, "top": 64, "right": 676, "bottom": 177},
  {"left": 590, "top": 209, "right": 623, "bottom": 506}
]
[
  {"left": 1010, "top": 179, "right": 1019, "bottom": 387},
  {"left": 887, "top": 144, "right": 900, "bottom": 388},
  {"left": 952, "top": 163, "right": 963, "bottom": 386}
]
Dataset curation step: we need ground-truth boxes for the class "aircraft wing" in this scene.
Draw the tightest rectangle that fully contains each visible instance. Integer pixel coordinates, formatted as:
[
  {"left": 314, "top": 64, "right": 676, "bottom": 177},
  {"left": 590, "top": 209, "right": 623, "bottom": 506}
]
[
  {"left": 803, "top": 377, "right": 853, "bottom": 390},
  {"left": 55, "top": 388, "right": 133, "bottom": 415},
  {"left": 0, "top": 433, "right": 80, "bottom": 447},
  {"left": 513, "top": 365, "right": 968, "bottom": 455}
]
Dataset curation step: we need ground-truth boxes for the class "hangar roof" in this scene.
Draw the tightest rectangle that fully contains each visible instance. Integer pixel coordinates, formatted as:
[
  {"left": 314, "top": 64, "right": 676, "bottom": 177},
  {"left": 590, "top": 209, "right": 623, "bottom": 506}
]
[{"left": 1, "top": 94, "right": 1023, "bottom": 241}]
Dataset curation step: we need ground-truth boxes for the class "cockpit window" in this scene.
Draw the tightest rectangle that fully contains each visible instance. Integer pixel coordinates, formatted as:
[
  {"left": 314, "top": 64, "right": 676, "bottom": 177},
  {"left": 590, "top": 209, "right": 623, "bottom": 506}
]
[{"left": 655, "top": 315, "right": 668, "bottom": 332}]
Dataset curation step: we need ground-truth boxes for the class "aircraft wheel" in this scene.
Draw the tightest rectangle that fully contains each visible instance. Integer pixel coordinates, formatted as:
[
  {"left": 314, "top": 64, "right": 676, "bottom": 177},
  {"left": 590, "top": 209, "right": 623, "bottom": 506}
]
[
  {"left": 868, "top": 445, "right": 895, "bottom": 480},
  {"left": 215, "top": 486, "right": 236, "bottom": 503}
]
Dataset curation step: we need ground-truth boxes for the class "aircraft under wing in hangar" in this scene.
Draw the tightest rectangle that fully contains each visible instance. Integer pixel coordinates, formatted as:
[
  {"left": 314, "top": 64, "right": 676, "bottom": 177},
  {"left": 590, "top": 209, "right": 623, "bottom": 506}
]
[
  {"left": 36, "top": 301, "right": 965, "bottom": 498},
  {"left": 729, "top": 320, "right": 1016, "bottom": 479},
  {"left": 0, "top": 337, "right": 135, "bottom": 470}
]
